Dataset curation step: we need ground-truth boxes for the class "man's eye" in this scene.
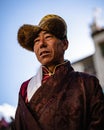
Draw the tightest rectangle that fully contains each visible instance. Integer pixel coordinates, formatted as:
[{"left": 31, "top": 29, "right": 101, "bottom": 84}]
[
  {"left": 45, "top": 35, "right": 53, "bottom": 39},
  {"left": 34, "top": 39, "right": 40, "bottom": 44}
]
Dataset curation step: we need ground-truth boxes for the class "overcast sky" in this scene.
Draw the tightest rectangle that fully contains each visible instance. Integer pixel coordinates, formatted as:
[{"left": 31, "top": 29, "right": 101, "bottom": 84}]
[{"left": 0, "top": 0, "right": 104, "bottom": 119}]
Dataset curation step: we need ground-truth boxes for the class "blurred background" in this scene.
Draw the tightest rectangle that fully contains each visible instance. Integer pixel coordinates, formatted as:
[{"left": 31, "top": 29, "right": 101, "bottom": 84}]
[{"left": 0, "top": 0, "right": 104, "bottom": 125}]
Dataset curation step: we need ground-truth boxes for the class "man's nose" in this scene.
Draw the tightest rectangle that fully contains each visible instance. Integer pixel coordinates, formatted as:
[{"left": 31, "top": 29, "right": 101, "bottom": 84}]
[{"left": 40, "top": 38, "right": 47, "bottom": 48}]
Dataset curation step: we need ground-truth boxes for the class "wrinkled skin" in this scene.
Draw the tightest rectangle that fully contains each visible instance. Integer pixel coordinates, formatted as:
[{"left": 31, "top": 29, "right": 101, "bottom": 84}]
[{"left": 33, "top": 31, "right": 68, "bottom": 72}]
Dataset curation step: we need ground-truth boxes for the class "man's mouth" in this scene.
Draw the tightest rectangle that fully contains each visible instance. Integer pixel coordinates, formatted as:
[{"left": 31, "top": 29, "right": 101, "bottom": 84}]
[{"left": 40, "top": 51, "right": 50, "bottom": 57}]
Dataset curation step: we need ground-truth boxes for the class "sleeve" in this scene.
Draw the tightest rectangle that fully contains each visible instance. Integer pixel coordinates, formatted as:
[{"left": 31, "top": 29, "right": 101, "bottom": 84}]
[
  {"left": 88, "top": 76, "right": 104, "bottom": 130},
  {"left": 13, "top": 95, "right": 42, "bottom": 130}
]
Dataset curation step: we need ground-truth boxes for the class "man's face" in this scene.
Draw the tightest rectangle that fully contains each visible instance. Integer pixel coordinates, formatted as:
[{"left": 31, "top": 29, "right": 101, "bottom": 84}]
[{"left": 33, "top": 31, "right": 68, "bottom": 67}]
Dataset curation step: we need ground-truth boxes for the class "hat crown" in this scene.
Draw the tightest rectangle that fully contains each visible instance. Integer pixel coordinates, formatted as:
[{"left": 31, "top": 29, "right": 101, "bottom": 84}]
[
  {"left": 39, "top": 14, "right": 67, "bottom": 27},
  {"left": 39, "top": 14, "right": 67, "bottom": 40}
]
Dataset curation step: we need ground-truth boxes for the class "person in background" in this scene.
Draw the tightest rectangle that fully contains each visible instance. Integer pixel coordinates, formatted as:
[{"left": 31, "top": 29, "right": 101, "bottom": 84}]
[{"left": 12, "top": 14, "right": 104, "bottom": 130}]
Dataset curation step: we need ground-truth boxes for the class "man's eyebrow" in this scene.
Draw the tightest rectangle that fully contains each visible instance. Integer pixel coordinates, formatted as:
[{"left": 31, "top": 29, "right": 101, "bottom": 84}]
[
  {"left": 35, "top": 31, "right": 52, "bottom": 39},
  {"left": 42, "top": 31, "right": 52, "bottom": 35}
]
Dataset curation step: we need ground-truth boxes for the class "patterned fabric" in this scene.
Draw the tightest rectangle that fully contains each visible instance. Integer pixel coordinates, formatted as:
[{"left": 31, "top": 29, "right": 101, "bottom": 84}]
[
  {"left": 13, "top": 61, "right": 104, "bottom": 130},
  {"left": 42, "top": 66, "right": 52, "bottom": 83}
]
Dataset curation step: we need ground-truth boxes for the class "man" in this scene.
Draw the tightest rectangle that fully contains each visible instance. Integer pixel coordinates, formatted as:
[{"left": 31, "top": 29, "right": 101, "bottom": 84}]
[{"left": 12, "top": 14, "right": 104, "bottom": 130}]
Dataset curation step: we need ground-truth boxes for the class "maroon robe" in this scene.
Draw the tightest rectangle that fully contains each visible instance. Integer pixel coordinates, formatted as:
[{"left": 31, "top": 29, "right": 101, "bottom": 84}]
[{"left": 12, "top": 61, "right": 104, "bottom": 130}]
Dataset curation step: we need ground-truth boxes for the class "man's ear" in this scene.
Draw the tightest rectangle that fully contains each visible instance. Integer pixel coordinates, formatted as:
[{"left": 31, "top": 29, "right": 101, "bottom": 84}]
[{"left": 63, "top": 39, "right": 69, "bottom": 51}]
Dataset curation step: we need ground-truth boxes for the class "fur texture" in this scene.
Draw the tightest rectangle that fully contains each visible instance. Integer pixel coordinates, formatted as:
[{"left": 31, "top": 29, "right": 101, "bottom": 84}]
[{"left": 17, "top": 14, "right": 67, "bottom": 51}]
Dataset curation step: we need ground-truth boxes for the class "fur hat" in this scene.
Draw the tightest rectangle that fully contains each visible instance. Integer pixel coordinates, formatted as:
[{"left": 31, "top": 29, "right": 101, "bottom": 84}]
[{"left": 17, "top": 14, "right": 67, "bottom": 51}]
